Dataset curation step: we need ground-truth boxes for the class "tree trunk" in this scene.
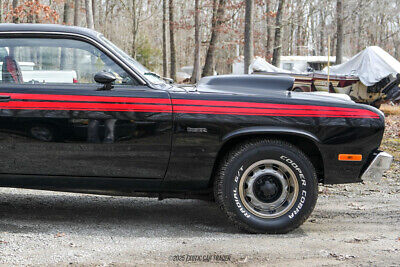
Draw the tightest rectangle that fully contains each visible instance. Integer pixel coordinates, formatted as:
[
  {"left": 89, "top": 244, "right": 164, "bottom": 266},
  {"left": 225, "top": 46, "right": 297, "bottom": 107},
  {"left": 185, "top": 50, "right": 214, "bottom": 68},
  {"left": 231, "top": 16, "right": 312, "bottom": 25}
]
[
  {"left": 85, "top": 0, "right": 95, "bottom": 29},
  {"left": 244, "top": 0, "right": 254, "bottom": 74},
  {"left": 92, "top": 0, "right": 96, "bottom": 28},
  {"left": 190, "top": 0, "right": 201, "bottom": 83},
  {"left": 272, "top": 0, "right": 285, "bottom": 67},
  {"left": 98, "top": 0, "right": 103, "bottom": 29},
  {"left": 330, "top": 35, "right": 336, "bottom": 57},
  {"left": 61, "top": 0, "right": 73, "bottom": 70},
  {"left": 0, "top": 0, "right": 3, "bottom": 23},
  {"left": 74, "top": 0, "right": 80, "bottom": 26},
  {"left": 131, "top": 0, "right": 137, "bottom": 58},
  {"left": 356, "top": 0, "right": 363, "bottom": 52},
  {"left": 73, "top": 0, "right": 80, "bottom": 71},
  {"left": 169, "top": 0, "right": 177, "bottom": 81},
  {"left": 12, "top": 0, "right": 18, "bottom": 23},
  {"left": 63, "top": 0, "right": 73, "bottom": 25},
  {"left": 162, "top": 0, "right": 168, "bottom": 77},
  {"left": 319, "top": 9, "right": 325, "bottom": 55},
  {"left": 202, "top": 0, "right": 226, "bottom": 77},
  {"left": 335, "top": 0, "right": 343, "bottom": 64},
  {"left": 264, "top": 0, "right": 272, "bottom": 60}
]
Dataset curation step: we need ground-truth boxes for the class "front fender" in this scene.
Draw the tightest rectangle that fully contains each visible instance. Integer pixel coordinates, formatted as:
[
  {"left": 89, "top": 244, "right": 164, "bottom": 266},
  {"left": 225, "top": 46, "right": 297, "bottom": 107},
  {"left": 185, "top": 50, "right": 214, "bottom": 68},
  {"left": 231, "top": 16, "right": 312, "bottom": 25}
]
[{"left": 221, "top": 126, "right": 322, "bottom": 145}]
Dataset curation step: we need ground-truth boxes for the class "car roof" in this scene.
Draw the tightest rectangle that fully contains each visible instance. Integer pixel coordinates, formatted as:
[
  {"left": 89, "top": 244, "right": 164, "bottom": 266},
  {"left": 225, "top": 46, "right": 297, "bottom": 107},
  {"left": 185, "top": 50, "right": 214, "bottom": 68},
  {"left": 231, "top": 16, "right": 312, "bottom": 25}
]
[{"left": 0, "top": 24, "right": 99, "bottom": 39}]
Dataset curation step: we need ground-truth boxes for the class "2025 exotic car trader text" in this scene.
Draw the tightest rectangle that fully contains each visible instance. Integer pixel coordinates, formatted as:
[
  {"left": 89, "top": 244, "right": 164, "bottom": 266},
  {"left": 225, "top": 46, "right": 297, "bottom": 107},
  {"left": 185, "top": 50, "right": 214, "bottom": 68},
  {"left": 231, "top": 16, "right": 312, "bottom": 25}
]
[{"left": 0, "top": 24, "right": 393, "bottom": 234}]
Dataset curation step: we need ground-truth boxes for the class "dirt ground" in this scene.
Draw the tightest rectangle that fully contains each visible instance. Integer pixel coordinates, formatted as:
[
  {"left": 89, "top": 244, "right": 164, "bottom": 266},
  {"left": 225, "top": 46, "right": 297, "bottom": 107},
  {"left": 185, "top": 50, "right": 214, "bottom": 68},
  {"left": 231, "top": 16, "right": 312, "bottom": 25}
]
[{"left": 0, "top": 115, "right": 399, "bottom": 266}]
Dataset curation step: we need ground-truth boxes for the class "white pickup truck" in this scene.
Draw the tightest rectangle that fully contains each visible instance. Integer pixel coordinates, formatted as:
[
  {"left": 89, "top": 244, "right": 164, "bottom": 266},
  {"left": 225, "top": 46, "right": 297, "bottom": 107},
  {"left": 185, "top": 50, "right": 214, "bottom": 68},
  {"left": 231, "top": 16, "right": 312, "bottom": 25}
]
[
  {"left": 1, "top": 61, "right": 78, "bottom": 83},
  {"left": 22, "top": 70, "right": 77, "bottom": 83}
]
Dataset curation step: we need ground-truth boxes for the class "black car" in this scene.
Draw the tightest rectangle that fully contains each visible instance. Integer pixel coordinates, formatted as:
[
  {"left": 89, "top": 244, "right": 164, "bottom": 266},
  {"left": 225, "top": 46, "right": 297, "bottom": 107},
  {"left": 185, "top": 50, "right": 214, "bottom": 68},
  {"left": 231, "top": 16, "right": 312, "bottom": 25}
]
[{"left": 0, "top": 24, "right": 393, "bottom": 234}]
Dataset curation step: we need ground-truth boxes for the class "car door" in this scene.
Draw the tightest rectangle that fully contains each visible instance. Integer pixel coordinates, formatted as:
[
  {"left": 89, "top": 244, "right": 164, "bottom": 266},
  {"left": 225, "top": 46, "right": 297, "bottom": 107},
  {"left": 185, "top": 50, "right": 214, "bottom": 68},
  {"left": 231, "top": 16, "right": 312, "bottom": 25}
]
[{"left": 0, "top": 36, "right": 172, "bottom": 179}]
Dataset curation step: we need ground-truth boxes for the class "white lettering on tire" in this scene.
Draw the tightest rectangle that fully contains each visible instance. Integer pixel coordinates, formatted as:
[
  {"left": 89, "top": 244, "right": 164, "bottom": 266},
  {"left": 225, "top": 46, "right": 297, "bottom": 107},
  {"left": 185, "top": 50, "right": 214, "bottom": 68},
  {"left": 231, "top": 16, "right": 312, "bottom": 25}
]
[
  {"left": 232, "top": 166, "right": 250, "bottom": 218},
  {"left": 233, "top": 188, "right": 251, "bottom": 218},
  {"left": 234, "top": 166, "right": 244, "bottom": 183},
  {"left": 280, "top": 156, "right": 306, "bottom": 186},
  {"left": 288, "top": 190, "right": 307, "bottom": 219},
  {"left": 280, "top": 156, "right": 308, "bottom": 219}
]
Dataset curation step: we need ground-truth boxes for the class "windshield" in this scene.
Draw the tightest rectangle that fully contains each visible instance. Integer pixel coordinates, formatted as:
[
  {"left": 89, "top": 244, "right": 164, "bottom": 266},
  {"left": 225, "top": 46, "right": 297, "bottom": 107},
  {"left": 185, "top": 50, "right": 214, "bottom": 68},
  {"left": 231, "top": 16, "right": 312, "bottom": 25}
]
[{"left": 100, "top": 35, "right": 166, "bottom": 85}]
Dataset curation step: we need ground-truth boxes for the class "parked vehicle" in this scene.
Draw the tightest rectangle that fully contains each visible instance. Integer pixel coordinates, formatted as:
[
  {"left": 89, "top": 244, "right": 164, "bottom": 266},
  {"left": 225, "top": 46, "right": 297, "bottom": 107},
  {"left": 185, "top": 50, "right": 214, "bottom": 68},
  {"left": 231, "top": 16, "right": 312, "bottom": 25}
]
[
  {"left": 0, "top": 24, "right": 393, "bottom": 234},
  {"left": 279, "top": 55, "right": 339, "bottom": 73},
  {"left": 22, "top": 70, "right": 77, "bottom": 83},
  {"left": 250, "top": 48, "right": 400, "bottom": 108}
]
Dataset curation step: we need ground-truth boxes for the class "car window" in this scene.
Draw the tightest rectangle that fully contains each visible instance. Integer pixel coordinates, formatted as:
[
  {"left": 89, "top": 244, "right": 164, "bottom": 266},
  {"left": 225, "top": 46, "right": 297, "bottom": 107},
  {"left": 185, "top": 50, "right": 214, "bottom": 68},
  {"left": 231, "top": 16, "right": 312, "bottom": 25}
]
[
  {"left": 0, "top": 38, "right": 137, "bottom": 85},
  {"left": 100, "top": 35, "right": 166, "bottom": 85}
]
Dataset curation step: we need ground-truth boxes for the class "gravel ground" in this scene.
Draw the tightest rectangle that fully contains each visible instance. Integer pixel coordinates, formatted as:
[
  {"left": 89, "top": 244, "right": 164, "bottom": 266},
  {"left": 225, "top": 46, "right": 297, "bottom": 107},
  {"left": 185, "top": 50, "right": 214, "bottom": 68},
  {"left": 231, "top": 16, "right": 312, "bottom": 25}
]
[{"left": 0, "top": 116, "right": 399, "bottom": 266}]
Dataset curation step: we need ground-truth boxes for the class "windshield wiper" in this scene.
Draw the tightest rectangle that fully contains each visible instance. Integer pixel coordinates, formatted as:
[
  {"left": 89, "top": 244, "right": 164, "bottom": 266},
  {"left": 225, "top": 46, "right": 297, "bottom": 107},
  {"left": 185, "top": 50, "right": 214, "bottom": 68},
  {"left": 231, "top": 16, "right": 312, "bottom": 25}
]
[{"left": 144, "top": 72, "right": 161, "bottom": 78}]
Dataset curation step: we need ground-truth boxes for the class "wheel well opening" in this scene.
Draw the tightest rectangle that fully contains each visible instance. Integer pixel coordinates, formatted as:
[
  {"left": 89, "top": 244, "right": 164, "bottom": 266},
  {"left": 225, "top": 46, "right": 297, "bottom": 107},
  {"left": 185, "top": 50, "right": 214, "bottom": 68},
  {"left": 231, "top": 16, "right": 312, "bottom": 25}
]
[{"left": 209, "top": 134, "right": 325, "bottom": 188}]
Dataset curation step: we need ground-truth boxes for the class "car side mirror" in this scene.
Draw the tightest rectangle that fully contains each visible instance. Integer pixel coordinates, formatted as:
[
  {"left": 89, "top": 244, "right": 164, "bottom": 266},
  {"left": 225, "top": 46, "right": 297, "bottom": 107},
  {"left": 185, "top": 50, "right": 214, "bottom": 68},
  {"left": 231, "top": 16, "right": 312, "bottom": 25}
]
[
  {"left": 94, "top": 71, "right": 116, "bottom": 91},
  {"left": 163, "top": 77, "right": 174, "bottom": 84}
]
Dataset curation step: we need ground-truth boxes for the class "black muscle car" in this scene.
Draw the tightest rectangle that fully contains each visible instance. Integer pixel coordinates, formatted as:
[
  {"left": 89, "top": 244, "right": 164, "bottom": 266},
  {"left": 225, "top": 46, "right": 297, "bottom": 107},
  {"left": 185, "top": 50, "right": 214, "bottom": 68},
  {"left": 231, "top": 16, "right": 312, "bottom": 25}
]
[{"left": 0, "top": 24, "right": 393, "bottom": 234}]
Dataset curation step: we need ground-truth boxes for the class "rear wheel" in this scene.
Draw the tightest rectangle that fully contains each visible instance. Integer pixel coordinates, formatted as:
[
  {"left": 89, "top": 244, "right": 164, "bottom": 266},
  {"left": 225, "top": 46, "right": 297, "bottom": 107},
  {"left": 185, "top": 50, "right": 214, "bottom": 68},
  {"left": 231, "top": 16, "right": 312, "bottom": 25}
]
[{"left": 214, "top": 139, "right": 318, "bottom": 234}]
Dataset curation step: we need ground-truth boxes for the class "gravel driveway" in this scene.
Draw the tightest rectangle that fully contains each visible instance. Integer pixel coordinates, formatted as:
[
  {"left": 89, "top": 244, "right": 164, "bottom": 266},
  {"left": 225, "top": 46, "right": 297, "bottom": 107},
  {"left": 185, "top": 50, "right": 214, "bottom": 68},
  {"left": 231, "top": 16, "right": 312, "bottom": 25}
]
[
  {"left": 0, "top": 116, "right": 400, "bottom": 266},
  {"left": 0, "top": 172, "right": 399, "bottom": 266}
]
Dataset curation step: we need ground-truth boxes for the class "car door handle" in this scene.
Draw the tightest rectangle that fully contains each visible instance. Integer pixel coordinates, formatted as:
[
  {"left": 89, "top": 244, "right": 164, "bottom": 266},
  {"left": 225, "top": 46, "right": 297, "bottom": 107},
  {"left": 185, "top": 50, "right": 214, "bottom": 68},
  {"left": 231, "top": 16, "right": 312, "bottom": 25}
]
[{"left": 0, "top": 95, "right": 10, "bottom": 102}]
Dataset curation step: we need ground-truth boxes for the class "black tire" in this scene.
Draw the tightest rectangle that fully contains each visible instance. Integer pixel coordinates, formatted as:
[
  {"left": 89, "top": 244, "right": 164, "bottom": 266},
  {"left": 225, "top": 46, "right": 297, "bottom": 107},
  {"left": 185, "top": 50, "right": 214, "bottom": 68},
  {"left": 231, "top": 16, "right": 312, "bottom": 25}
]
[{"left": 214, "top": 138, "right": 318, "bottom": 234}]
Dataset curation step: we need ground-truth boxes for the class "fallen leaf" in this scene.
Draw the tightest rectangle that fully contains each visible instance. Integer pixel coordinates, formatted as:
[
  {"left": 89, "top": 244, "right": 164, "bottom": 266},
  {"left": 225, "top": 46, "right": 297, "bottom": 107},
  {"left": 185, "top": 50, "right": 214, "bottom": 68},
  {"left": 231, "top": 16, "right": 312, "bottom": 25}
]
[{"left": 54, "top": 232, "right": 66, "bottom": 238}]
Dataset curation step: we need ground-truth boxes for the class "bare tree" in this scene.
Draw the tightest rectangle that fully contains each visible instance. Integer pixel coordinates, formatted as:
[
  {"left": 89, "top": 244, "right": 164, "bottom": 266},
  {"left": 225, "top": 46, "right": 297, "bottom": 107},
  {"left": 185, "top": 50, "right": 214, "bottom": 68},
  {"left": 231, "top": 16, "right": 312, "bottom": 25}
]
[
  {"left": 12, "top": 0, "right": 18, "bottom": 23},
  {"left": 272, "top": 0, "right": 285, "bottom": 67},
  {"left": 61, "top": 0, "right": 73, "bottom": 69},
  {"left": 169, "top": 0, "right": 177, "bottom": 81},
  {"left": 190, "top": 0, "right": 201, "bottom": 83},
  {"left": 63, "top": 0, "right": 73, "bottom": 25},
  {"left": 131, "top": 0, "right": 137, "bottom": 58},
  {"left": 202, "top": 0, "right": 226, "bottom": 77},
  {"left": 264, "top": 0, "right": 272, "bottom": 59},
  {"left": 162, "top": 0, "right": 168, "bottom": 77},
  {"left": 74, "top": 0, "right": 80, "bottom": 26},
  {"left": 31, "top": 0, "right": 400, "bottom": 77},
  {"left": 85, "top": 0, "right": 95, "bottom": 29},
  {"left": 0, "top": 0, "right": 3, "bottom": 23},
  {"left": 92, "top": 0, "right": 97, "bottom": 28},
  {"left": 335, "top": 0, "right": 343, "bottom": 64},
  {"left": 319, "top": 8, "right": 326, "bottom": 55},
  {"left": 244, "top": 0, "right": 254, "bottom": 74},
  {"left": 73, "top": 0, "right": 81, "bottom": 70}
]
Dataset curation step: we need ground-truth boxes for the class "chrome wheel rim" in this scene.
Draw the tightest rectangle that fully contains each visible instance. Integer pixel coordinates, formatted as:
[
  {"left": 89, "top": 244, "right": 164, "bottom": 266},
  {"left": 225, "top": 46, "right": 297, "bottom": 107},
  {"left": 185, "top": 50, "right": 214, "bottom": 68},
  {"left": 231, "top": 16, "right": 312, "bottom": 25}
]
[{"left": 239, "top": 159, "right": 299, "bottom": 219}]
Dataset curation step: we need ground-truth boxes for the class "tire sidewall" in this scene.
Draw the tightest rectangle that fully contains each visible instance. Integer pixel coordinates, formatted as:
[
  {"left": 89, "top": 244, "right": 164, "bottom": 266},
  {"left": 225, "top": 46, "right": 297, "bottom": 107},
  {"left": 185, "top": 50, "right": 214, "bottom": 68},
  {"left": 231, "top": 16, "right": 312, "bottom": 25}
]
[{"left": 223, "top": 143, "right": 317, "bottom": 233}]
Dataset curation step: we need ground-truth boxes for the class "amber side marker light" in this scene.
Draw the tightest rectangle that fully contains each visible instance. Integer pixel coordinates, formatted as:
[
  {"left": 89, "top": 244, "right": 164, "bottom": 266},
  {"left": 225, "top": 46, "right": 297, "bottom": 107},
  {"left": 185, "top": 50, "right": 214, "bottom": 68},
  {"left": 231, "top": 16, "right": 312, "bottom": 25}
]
[{"left": 338, "top": 154, "right": 363, "bottom": 161}]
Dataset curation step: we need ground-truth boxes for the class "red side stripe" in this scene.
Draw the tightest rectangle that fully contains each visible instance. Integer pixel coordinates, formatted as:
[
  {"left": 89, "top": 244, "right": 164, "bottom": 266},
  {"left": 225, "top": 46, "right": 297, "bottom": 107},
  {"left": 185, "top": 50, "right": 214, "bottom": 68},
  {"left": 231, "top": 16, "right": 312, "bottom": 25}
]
[
  {"left": 0, "top": 93, "right": 380, "bottom": 118},
  {"left": 172, "top": 99, "right": 378, "bottom": 116},
  {"left": 0, "top": 106, "right": 171, "bottom": 113},
  {"left": 0, "top": 101, "right": 172, "bottom": 111},
  {"left": 0, "top": 105, "right": 375, "bottom": 118},
  {"left": 173, "top": 110, "right": 378, "bottom": 118},
  {"left": 173, "top": 105, "right": 379, "bottom": 118},
  {"left": 6, "top": 93, "right": 172, "bottom": 104}
]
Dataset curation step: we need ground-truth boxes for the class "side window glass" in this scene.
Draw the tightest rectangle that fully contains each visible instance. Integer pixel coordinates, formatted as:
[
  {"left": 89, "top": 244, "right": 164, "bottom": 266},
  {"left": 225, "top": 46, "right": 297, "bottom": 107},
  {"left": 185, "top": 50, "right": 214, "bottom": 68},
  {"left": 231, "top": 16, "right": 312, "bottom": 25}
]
[{"left": 0, "top": 38, "right": 136, "bottom": 85}]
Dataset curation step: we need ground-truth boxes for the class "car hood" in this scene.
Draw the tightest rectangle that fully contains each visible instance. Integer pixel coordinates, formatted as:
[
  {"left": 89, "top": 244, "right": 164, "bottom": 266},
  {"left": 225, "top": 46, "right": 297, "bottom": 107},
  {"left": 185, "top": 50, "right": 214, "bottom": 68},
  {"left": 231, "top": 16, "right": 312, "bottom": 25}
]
[
  {"left": 196, "top": 74, "right": 294, "bottom": 95},
  {"left": 192, "top": 75, "right": 355, "bottom": 106}
]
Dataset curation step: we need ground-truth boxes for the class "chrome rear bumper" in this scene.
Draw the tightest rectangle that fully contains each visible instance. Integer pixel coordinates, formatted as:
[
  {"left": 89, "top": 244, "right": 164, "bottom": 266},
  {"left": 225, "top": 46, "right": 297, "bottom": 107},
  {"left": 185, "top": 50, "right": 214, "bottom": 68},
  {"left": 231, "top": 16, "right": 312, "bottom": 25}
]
[{"left": 361, "top": 152, "right": 393, "bottom": 181}]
